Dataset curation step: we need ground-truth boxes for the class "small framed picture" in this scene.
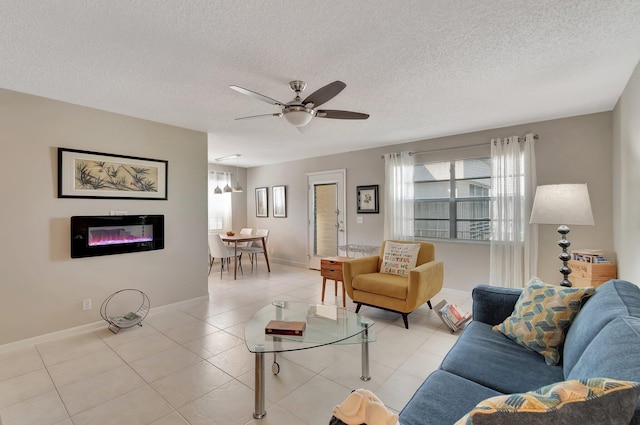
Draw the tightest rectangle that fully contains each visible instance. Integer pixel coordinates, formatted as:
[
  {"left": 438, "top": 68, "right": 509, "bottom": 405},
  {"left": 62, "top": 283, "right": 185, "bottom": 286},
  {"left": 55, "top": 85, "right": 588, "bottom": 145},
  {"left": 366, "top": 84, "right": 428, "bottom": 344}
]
[
  {"left": 357, "top": 185, "right": 379, "bottom": 214},
  {"left": 272, "top": 185, "right": 287, "bottom": 218},
  {"left": 255, "top": 187, "right": 268, "bottom": 217}
]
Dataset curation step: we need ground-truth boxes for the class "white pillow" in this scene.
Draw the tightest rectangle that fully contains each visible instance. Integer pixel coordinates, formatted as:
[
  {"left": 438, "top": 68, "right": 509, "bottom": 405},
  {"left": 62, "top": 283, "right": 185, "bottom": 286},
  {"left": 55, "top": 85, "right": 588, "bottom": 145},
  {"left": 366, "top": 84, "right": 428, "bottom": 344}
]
[{"left": 380, "top": 242, "right": 420, "bottom": 277}]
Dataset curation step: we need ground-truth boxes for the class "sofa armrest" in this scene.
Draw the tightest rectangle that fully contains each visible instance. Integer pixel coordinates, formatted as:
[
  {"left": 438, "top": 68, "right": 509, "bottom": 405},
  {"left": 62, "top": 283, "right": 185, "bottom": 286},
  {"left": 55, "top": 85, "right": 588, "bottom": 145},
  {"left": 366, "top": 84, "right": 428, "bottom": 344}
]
[
  {"left": 342, "top": 256, "right": 380, "bottom": 299},
  {"left": 406, "top": 260, "right": 444, "bottom": 310},
  {"left": 472, "top": 284, "right": 522, "bottom": 325}
]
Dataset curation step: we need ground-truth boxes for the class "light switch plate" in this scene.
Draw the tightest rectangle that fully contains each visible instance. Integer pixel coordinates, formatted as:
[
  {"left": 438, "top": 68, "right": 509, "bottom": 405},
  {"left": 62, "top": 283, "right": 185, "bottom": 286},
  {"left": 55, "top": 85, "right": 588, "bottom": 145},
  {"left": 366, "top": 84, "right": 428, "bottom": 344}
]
[{"left": 357, "top": 216, "right": 363, "bottom": 224}]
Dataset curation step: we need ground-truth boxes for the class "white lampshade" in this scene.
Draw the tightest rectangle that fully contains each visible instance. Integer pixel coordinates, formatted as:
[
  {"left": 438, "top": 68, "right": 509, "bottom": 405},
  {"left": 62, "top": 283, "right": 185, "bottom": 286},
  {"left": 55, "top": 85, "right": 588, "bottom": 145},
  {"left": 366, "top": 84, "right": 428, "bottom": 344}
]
[
  {"left": 530, "top": 184, "right": 594, "bottom": 225},
  {"left": 283, "top": 109, "right": 313, "bottom": 127}
]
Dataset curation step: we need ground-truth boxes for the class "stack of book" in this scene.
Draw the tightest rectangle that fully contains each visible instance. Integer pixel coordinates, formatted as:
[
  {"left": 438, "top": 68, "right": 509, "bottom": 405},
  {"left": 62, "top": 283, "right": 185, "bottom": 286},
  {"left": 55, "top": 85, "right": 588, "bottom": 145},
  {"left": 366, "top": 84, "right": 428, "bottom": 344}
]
[
  {"left": 434, "top": 300, "right": 472, "bottom": 332},
  {"left": 572, "top": 249, "right": 610, "bottom": 263}
]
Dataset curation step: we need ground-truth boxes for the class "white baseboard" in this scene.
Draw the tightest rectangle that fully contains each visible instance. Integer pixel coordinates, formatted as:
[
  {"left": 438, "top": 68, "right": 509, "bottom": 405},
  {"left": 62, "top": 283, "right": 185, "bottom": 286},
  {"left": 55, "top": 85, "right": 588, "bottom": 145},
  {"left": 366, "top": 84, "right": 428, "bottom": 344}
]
[
  {"left": 270, "top": 258, "right": 308, "bottom": 268},
  {"left": 0, "top": 294, "right": 210, "bottom": 354},
  {"left": 440, "top": 287, "right": 472, "bottom": 298}
]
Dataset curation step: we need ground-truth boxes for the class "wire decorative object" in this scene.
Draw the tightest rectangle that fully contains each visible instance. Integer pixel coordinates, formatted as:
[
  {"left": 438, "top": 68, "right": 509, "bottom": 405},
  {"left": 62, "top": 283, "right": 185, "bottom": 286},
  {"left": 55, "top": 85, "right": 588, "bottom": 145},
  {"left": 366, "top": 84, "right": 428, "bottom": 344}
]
[
  {"left": 100, "top": 289, "right": 150, "bottom": 334},
  {"left": 339, "top": 244, "right": 380, "bottom": 258}
]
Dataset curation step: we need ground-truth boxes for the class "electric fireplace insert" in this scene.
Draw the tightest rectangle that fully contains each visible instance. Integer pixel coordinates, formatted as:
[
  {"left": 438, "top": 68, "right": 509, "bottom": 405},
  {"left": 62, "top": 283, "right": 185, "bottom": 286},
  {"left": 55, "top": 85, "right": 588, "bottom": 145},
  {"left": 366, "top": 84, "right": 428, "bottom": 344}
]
[{"left": 70, "top": 215, "right": 164, "bottom": 258}]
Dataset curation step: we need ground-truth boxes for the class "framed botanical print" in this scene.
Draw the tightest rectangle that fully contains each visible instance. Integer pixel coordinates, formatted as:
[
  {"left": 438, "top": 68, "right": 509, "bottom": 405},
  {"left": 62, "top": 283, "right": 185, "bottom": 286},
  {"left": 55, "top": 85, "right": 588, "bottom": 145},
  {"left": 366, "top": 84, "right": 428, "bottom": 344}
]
[
  {"left": 357, "top": 185, "right": 379, "bottom": 214},
  {"left": 272, "top": 185, "right": 287, "bottom": 218},
  {"left": 255, "top": 187, "right": 268, "bottom": 217},
  {"left": 58, "top": 147, "right": 168, "bottom": 200}
]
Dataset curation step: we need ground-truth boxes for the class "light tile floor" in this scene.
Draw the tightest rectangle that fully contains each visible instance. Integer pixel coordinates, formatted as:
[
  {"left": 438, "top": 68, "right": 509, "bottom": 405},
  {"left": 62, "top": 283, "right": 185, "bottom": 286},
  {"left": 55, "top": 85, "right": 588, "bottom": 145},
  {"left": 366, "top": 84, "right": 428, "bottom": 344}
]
[{"left": 0, "top": 263, "right": 472, "bottom": 425}]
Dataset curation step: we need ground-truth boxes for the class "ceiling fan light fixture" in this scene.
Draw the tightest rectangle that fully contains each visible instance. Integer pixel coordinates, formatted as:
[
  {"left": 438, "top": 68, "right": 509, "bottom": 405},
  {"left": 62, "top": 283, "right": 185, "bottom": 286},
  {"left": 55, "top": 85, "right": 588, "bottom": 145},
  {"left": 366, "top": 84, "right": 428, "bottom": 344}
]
[
  {"left": 283, "top": 107, "right": 314, "bottom": 127},
  {"left": 231, "top": 80, "right": 368, "bottom": 128}
]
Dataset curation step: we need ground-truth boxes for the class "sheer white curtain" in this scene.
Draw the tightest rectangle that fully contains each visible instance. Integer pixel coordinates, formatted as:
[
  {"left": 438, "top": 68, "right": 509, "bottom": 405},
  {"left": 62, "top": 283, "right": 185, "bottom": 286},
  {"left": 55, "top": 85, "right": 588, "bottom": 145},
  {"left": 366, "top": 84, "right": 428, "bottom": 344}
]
[
  {"left": 383, "top": 152, "right": 414, "bottom": 240},
  {"left": 208, "top": 172, "right": 232, "bottom": 232},
  {"left": 489, "top": 134, "right": 537, "bottom": 288}
]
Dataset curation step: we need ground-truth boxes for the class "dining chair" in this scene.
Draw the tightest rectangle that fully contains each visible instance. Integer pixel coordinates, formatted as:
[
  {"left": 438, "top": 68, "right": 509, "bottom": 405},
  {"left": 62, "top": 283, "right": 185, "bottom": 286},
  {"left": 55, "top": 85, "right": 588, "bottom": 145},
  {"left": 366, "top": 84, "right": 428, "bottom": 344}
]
[
  {"left": 240, "top": 229, "right": 269, "bottom": 270},
  {"left": 208, "top": 233, "right": 243, "bottom": 278},
  {"left": 236, "top": 227, "right": 253, "bottom": 248}
]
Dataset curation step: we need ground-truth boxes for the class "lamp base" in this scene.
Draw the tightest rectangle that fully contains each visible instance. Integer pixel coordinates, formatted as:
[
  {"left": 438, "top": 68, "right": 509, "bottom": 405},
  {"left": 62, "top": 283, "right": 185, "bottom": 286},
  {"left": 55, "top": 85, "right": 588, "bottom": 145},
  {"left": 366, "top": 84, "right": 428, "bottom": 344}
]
[{"left": 557, "top": 225, "right": 572, "bottom": 287}]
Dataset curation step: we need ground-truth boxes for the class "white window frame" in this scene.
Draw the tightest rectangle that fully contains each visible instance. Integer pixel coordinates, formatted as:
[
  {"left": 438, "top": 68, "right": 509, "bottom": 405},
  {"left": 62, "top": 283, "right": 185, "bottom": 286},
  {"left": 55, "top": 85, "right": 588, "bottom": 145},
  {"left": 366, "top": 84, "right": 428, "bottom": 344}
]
[{"left": 413, "top": 158, "right": 491, "bottom": 241}]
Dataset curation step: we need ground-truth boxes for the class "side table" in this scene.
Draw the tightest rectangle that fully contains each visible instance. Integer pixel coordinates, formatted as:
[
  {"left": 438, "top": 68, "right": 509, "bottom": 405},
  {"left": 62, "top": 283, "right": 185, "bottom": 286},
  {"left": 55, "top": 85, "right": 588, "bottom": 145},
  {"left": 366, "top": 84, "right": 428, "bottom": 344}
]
[{"left": 320, "top": 256, "right": 350, "bottom": 307}]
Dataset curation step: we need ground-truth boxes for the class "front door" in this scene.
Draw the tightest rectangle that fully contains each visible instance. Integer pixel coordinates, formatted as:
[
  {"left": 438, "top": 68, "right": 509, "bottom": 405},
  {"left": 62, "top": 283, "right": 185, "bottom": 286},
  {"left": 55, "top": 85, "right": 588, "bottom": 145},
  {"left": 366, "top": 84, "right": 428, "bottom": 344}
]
[{"left": 307, "top": 170, "right": 346, "bottom": 269}]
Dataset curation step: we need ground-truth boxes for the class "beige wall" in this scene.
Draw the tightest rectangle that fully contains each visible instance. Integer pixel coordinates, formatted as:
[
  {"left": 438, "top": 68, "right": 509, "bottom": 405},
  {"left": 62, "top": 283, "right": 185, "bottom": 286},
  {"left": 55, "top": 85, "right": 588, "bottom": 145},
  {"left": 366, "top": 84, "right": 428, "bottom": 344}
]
[
  {"left": 613, "top": 61, "right": 640, "bottom": 285},
  {"left": 0, "top": 89, "right": 209, "bottom": 345},
  {"left": 247, "top": 112, "right": 614, "bottom": 291}
]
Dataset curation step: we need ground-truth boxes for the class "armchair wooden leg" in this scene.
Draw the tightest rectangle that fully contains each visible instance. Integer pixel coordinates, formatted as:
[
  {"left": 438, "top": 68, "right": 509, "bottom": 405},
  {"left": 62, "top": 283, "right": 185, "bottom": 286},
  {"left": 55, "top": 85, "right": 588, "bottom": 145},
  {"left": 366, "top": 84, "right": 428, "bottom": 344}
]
[
  {"left": 355, "top": 304, "right": 362, "bottom": 313},
  {"left": 427, "top": 300, "right": 433, "bottom": 309},
  {"left": 402, "top": 313, "right": 409, "bottom": 329}
]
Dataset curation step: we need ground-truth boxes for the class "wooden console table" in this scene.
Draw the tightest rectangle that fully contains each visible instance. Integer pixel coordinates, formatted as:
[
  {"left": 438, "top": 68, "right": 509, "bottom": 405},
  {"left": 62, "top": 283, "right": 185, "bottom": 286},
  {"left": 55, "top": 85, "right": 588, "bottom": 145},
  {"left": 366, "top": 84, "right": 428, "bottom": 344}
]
[{"left": 320, "top": 256, "right": 350, "bottom": 307}]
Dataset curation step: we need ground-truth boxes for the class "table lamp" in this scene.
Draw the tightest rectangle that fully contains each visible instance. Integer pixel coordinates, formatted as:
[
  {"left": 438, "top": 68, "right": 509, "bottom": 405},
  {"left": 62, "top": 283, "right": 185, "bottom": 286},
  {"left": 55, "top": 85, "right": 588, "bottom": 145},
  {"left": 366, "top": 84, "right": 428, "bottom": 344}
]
[{"left": 530, "top": 184, "right": 594, "bottom": 287}]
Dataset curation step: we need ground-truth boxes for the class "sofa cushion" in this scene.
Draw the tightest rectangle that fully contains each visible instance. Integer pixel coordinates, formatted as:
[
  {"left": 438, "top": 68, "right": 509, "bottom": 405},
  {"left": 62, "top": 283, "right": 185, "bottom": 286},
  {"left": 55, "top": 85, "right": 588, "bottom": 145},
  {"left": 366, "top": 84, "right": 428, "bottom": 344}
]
[
  {"left": 454, "top": 378, "right": 640, "bottom": 425},
  {"left": 563, "top": 280, "right": 640, "bottom": 375},
  {"left": 568, "top": 316, "right": 640, "bottom": 422},
  {"left": 441, "top": 321, "right": 564, "bottom": 394},
  {"left": 472, "top": 285, "right": 523, "bottom": 326},
  {"left": 399, "top": 370, "right": 501, "bottom": 425},
  {"left": 493, "top": 278, "right": 595, "bottom": 365},
  {"left": 352, "top": 273, "right": 408, "bottom": 299},
  {"left": 380, "top": 241, "right": 420, "bottom": 277}
]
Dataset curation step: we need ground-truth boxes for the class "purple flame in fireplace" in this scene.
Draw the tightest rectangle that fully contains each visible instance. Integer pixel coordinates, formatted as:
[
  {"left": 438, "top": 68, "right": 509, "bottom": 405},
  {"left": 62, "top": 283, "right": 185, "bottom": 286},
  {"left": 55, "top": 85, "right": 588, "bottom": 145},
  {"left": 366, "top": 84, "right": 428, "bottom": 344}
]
[{"left": 88, "top": 224, "right": 153, "bottom": 247}]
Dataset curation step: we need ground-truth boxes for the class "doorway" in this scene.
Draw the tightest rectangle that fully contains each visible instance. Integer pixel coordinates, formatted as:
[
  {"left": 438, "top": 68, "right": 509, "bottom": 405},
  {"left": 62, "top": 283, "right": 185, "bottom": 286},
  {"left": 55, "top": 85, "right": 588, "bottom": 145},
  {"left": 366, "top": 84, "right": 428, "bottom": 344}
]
[{"left": 307, "top": 170, "right": 346, "bottom": 269}]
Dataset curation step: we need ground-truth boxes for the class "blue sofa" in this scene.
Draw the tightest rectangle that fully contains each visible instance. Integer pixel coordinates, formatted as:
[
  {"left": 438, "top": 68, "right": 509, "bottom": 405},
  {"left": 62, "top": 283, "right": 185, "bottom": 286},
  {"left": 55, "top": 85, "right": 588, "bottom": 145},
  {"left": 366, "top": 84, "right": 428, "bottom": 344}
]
[{"left": 399, "top": 279, "right": 640, "bottom": 425}]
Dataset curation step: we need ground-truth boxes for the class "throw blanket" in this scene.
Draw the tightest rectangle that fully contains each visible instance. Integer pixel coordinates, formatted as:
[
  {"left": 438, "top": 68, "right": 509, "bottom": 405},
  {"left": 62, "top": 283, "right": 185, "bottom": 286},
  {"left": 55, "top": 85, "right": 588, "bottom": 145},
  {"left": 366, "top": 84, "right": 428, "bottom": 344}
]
[{"left": 332, "top": 389, "right": 399, "bottom": 425}]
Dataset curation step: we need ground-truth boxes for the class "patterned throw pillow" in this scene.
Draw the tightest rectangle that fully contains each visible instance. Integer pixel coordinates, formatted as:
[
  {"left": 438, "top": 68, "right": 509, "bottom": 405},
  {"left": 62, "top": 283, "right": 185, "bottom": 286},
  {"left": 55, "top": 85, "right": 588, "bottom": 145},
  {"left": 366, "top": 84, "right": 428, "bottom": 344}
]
[
  {"left": 380, "top": 242, "right": 420, "bottom": 277},
  {"left": 493, "top": 278, "right": 595, "bottom": 365},
  {"left": 454, "top": 378, "right": 640, "bottom": 425}
]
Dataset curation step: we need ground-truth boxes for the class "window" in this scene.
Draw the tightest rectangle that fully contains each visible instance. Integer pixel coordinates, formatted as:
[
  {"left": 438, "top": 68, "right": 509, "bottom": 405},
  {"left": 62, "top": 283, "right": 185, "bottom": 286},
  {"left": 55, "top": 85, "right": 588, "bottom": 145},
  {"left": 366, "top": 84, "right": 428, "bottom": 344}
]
[
  {"left": 208, "top": 172, "right": 232, "bottom": 232},
  {"left": 414, "top": 158, "right": 491, "bottom": 241}
]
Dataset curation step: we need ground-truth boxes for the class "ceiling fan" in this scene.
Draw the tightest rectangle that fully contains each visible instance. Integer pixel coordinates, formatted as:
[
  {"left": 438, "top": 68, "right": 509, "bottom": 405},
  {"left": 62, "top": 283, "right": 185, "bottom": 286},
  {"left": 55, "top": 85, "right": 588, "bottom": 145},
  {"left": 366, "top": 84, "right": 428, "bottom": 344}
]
[{"left": 230, "top": 80, "right": 369, "bottom": 128}]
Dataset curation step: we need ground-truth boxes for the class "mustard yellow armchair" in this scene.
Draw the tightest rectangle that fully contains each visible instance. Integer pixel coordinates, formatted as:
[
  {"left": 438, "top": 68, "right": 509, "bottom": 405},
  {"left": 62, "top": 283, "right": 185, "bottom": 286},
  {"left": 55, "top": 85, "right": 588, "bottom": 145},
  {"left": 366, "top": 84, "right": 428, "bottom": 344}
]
[{"left": 342, "top": 240, "right": 444, "bottom": 329}]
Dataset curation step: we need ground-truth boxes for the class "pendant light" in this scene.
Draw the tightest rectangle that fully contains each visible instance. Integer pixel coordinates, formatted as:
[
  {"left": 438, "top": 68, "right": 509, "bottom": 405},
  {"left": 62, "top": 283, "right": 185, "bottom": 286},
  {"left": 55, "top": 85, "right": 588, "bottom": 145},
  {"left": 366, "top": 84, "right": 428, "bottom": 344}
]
[
  {"left": 223, "top": 170, "right": 233, "bottom": 193},
  {"left": 213, "top": 171, "right": 222, "bottom": 195},
  {"left": 215, "top": 154, "right": 243, "bottom": 193},
  {"left": 233, "top": 154, "right": 243, "bottom": 192}
]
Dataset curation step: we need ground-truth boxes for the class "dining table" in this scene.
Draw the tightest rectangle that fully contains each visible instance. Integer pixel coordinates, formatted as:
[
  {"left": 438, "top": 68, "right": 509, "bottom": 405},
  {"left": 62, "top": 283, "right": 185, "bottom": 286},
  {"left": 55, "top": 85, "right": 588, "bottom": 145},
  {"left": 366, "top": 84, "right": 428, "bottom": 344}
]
[{"left": 220, "top": 234, "right": 271, "bottom": 279}]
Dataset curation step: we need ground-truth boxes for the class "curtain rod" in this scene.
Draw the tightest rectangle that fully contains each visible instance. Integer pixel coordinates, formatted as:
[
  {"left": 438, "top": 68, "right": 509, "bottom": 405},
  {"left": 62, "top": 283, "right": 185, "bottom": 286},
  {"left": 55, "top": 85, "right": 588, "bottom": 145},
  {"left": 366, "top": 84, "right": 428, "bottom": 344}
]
[{"left": 381, "top": 134, "right": 538, "bottom": 158}]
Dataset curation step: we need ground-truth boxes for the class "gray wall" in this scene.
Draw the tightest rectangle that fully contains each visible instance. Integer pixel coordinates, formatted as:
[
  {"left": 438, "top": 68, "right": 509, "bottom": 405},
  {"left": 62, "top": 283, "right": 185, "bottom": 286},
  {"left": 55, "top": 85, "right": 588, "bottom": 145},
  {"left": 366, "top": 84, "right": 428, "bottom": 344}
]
[
  {"left": 247, "top": 112, "right": 614, "bottom": 292},
  {"left": 0, "top": 89, "right": 209, "bottom": 345},
  {"left": 613, "top": 61, "right": 640, "bottom": 284}
]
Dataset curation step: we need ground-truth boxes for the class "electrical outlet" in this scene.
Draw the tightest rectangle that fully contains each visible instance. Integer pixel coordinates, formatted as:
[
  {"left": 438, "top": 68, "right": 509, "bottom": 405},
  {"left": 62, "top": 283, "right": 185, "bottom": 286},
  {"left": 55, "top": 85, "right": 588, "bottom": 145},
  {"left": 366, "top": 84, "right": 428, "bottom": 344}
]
[{"left": 82, "top": 299, "right": 92, "bottom": 311}]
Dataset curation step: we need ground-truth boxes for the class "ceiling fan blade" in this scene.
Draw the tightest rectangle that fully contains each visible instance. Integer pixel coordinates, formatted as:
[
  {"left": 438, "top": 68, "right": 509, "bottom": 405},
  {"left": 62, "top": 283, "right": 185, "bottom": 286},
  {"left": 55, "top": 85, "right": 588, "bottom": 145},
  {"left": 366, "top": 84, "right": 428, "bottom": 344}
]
[
  {"left": 316, "top": 110, "right": 369, "bottom": 120},
  {"left": 234, "top": 113, "right": 282, "bottom": 121},
  {"left": 230, "top": 85, "right": 285, "bottom": 107},
  {"left": 302, "top": 81, "right": 346, "bottom": 108}
]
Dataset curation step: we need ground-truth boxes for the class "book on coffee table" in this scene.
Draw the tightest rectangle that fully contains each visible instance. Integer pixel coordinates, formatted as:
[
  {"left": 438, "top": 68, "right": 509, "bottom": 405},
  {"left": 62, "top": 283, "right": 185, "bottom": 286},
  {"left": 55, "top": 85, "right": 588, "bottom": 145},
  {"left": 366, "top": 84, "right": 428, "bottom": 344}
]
[{"left": 265, "top": 320, "right": 306, "bottom": 336}]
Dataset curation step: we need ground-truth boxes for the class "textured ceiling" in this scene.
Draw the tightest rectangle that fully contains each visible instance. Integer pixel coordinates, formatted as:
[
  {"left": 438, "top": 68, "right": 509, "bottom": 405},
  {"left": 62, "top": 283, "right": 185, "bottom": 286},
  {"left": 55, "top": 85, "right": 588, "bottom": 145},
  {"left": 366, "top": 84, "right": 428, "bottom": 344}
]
[{"left": 2, "top": 1, "right": 640, "bottom": 167}]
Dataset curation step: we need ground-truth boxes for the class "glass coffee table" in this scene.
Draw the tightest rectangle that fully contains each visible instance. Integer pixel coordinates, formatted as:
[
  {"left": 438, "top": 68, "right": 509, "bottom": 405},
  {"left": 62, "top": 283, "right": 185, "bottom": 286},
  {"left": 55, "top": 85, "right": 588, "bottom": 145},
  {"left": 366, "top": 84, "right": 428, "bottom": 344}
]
[{"left": 245, "top": 301, "right": 375, "bottom": 419}]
